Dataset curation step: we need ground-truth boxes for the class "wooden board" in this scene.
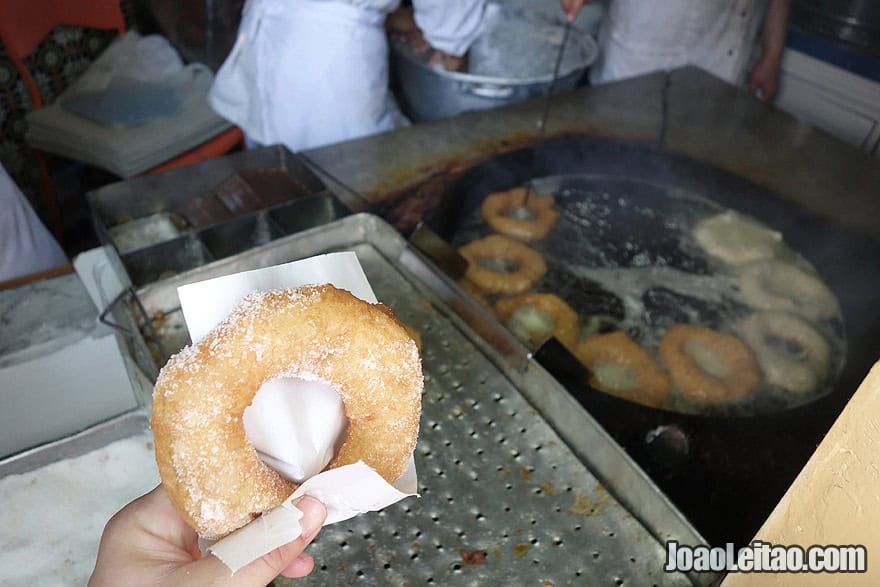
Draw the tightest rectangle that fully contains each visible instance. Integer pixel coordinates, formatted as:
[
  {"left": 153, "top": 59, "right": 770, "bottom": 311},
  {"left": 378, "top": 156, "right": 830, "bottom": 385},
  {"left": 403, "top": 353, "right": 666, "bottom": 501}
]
[{"left": 722, "top": 361, "right": 880, "bottom": 584}]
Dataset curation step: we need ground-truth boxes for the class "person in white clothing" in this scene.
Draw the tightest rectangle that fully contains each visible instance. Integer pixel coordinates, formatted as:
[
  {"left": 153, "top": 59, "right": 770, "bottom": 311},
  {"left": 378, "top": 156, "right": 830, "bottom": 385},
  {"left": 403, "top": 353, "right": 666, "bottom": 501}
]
[
  {"left": 0, "top": 164, "right": 68, "bottom": 283},
  {"left": 562, "top": 0, "right": 791, "bottom": 101},
  {"left": 208, "top": 0, "right": 486, "bottom": 152}
]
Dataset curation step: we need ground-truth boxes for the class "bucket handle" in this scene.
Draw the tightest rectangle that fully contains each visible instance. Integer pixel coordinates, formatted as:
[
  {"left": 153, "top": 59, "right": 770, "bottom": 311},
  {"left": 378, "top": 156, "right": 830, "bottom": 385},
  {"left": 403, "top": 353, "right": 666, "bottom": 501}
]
[{"left": 458, "top": 81, "right": 516, "bottom": 99}]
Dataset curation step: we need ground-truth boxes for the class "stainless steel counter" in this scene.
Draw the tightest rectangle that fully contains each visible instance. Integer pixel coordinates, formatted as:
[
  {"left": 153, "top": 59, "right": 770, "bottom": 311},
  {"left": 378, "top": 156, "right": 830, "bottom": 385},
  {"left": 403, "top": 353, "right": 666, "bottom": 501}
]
[{"left": 304, "top": 66, "right": 880, "bottom": 242}]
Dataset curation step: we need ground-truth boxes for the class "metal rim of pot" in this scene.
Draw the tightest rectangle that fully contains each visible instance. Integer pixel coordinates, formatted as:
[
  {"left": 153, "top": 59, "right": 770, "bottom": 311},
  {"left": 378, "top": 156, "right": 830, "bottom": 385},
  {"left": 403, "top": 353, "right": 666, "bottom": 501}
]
[{"left": 391, "top": 33, "right": 599, "bottom": 90}]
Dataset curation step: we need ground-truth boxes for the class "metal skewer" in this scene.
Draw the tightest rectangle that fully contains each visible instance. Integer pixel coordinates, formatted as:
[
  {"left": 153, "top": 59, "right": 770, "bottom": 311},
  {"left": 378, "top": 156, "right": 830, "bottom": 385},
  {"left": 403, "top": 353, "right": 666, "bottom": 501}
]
[{"left": 522, "top": 19, "right": 572, "bottom": 209}]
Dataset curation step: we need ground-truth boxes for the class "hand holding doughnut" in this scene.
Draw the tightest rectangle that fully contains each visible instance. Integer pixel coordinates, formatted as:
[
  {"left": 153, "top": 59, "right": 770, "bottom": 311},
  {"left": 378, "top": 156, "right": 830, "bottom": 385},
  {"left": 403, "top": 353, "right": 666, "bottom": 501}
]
[
  {"left": 89, "top": 485, "right": 326, "bottom": 586},
  {"left": 151, "top": 285, "right": 423, "bottom": 540}
]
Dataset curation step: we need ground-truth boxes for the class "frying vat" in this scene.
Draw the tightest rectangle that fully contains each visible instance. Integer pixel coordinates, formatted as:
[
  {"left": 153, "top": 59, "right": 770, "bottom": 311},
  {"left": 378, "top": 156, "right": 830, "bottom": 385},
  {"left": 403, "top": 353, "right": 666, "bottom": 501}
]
[{"left": 379, "top": 136, "right": 880, "bottom": 546}]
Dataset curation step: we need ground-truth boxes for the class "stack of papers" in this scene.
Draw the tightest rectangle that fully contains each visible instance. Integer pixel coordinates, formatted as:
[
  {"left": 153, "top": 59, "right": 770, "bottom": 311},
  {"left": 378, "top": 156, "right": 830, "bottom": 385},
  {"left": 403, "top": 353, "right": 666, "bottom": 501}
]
[{"left": 25, "top": 33, "right": 232, "bottom": 178}]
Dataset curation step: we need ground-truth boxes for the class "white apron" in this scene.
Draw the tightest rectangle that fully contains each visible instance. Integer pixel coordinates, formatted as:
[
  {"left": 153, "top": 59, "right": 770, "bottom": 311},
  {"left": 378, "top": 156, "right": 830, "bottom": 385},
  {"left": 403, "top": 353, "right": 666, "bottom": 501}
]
[
  {"left": 590, "top": 0, "right": 768, "bottom": 86},
  {"left": 0, "top": 165, "right": 67, "bottom": 282},
  {"left": 209, "top": 0, "right": 485, "bottom": 152}
]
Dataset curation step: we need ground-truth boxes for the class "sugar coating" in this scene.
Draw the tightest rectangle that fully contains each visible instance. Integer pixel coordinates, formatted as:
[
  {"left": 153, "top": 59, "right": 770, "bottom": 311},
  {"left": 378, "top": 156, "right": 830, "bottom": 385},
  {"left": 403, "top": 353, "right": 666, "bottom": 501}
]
[{"left": 151, "top": 285, "right": 423, "bottom": 539}]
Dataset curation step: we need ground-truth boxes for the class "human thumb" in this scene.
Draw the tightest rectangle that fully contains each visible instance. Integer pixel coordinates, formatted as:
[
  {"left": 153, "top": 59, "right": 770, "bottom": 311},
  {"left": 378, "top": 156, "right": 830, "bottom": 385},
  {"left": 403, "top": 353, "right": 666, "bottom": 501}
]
[{"left": 171, "top": 496, "right": 327, "bottom": 586}]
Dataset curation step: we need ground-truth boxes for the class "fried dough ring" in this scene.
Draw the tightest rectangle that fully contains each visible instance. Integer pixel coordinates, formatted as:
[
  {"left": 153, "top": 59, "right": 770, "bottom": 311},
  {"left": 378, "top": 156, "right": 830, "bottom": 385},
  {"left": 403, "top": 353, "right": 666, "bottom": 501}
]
[
  {"left": 738, "top": 259, "right": 838, "bottom": 322},
  {"left": 659, "top": 324, "right": 762, "bottom": 404},
  {"left": 737, "top": 311, "right": 831, "bottom": 396},
  {"left": 494, "top": 292, "right": 579, "bottom": 350},
  {"left": 481, "top": 187, "right": 560, "bottom": 241},
  {"left": 151, "top": 285, "right": 423, "bottom": 539},
  {"left": 574, "top": 331, "right": 671, "bottom": 408},
  {"left": 458, "top": 234, "right": 547, "bottom": 295},
  {"left": 693, "top": 210, "right": 783, "bottom": 266}
]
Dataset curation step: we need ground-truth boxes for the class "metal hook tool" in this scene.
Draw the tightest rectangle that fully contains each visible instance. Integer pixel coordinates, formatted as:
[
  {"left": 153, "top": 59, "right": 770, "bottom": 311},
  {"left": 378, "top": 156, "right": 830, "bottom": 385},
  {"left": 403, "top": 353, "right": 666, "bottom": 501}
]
[{"left": 523, "top": 18, "right": 572, "bottom": 208}]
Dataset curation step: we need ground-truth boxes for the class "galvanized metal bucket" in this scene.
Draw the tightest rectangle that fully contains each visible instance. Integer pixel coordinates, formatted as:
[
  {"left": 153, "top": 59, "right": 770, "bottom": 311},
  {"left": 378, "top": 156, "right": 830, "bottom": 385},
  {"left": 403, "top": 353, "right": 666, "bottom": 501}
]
[{"left": 391, "top": 2, "right": 599, "bottom": 122}]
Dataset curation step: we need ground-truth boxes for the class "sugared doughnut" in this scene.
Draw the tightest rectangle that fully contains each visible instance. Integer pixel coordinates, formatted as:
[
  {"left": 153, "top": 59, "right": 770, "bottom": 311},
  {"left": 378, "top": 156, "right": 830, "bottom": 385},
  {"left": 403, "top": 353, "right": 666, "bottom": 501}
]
[
  {"left": 481, "top": 186, "right": 560, "bottom": 242},
  {"left": 693, "top": 210, "right": 783, "bottom": 265},
  {"left": 151, "top": 285, "right": 423, "bottom": 539},
  {"left": 738, "top": 259, "right": 838, "bottom": 322},
  {"left": 574, "top": 331, "right": 671, "bottom": 408},
  {"left": 494, "top": 292, "right": 579, "bottom": 351},
  {"left": 737, "top": 311, "right": 831, "bottom": 396},
  {"left": 402, "top": 323, "right": 423, "bottom": 355},
  {"left": 458, "top": 234, "right": 547, "bottom": 295},
  {"left": 658, "top": 324, "right": 762, "bottom": 404}
]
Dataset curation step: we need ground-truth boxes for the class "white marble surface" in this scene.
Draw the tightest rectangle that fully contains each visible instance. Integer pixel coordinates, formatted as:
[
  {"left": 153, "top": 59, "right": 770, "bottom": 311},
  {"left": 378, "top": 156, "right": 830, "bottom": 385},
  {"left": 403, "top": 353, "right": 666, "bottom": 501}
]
[
  {"left": 0, "top": 273, "right": 97, "bottom": 362},
  {"left": 0, "top": 431, "right": 159, "bottom": 587},
  {"left": 0, "top": 270, "right": 140, "bottom": 461}
]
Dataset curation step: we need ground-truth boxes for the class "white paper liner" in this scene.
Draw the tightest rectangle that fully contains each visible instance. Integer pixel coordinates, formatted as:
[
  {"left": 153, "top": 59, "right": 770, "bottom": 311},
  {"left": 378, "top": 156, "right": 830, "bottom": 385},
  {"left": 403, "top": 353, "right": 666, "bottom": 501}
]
[
  {"left": 178, "top": 252, "right": 378, "bottom": 343},
  {"left": 176, "top": 252, "right": 418, "bottom": 573},
  {"left": 243, "top": 377, "right": 347, "bottom": 482}
]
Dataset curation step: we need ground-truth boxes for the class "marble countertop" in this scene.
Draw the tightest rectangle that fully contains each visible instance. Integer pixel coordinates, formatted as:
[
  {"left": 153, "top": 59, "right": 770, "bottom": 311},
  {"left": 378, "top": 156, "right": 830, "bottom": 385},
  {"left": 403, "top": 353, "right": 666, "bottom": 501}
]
[
  {"left": 0, "top": 267, "right": 143, "bottom": 465},
  {"left": 0, "top": 272, "right": 98, "bottom": 363}
]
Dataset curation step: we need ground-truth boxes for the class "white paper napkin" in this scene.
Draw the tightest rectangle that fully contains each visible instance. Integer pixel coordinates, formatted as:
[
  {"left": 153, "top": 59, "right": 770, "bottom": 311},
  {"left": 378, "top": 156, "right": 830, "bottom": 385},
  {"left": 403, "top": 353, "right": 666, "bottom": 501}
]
[{"left": 176, "top": 252, "right": 418, "bottom": 572}]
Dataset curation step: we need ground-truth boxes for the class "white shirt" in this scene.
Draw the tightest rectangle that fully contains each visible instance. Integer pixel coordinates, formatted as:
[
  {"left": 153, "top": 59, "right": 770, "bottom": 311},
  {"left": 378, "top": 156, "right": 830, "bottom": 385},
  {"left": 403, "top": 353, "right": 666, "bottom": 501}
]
[
  {"left": 0, "top": 164, "right": 67, "bottom": 282},
  {"left": 590, "top": 0, "right": 768, "bottom": 86},
  {"left": 208, "top": 0, "right": 485, "bottom": 152}
]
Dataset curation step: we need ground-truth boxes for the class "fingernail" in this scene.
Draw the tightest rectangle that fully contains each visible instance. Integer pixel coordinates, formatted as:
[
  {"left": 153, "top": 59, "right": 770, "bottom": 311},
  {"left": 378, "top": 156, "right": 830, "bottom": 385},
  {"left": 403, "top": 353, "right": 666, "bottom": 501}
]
[{"left": 296, "top": 496, "right": 327, "bottom": 540}]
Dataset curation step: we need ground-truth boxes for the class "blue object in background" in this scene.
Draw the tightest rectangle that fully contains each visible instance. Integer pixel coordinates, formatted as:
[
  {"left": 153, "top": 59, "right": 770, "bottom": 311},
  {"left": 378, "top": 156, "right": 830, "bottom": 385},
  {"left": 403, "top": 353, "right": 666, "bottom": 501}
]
[
  {"left": 786, "top": 27, "right": 880, "bottom": 84},
  {"left": 60, "top": 76, "right": 182, "bottom": 128}
]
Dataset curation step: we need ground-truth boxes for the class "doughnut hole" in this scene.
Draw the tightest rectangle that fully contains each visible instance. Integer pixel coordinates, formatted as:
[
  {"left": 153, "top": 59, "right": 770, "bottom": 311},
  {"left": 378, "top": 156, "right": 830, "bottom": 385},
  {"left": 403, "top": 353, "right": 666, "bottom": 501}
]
[
  {"left": 505, "top": 205, "right": 537, "bottom": 220},
  {"left": 478, "top": 257, "right": 520, "bottom": 274},
  {"left": 581, "top": 314, "right": 620, "bottom": 338},
  {"left": 764, "top": 334, "right": 809, "bottom": 362},
  {"left": 506, "top": 305, "right": 555, "bottom": 348},
  {"left": 592, "top": 362, "right": 639, "bottom": 393},
  {"left": 243, "top": 376, "right": 349, "bottom": 483},
  {"left": 682, "top": 340, "right": 730, "bottom": 379}
]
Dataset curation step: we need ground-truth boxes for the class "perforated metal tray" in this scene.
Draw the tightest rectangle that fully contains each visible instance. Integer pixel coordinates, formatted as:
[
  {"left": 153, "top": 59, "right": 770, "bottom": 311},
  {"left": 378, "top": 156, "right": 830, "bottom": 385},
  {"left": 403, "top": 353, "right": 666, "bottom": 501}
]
[{"left": 118, "top": 213, "right": 711, "bottom": 586}]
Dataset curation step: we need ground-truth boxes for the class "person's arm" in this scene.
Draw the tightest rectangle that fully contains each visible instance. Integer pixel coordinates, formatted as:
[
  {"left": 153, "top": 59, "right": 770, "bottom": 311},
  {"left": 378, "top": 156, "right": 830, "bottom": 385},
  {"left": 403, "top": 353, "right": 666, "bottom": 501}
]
[
  {"left": 409, "top": 0, "right": 485, "bottom": 71},
  {"left": 386, "top": 6, "right": 429, "bottom": 55},
  {"left": 386, "top": 5, "right": 469, "bottom": 71},
  {"left": 747, "top": 0, "right": 791, "bottom": 101}
]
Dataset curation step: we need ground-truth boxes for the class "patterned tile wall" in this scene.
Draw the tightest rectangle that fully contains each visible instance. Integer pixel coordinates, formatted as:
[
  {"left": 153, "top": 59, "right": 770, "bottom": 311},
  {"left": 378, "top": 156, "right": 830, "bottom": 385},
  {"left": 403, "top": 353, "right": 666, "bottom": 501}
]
[{"left": 0, "top": 0, "right": 136, "bottom": 215}]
